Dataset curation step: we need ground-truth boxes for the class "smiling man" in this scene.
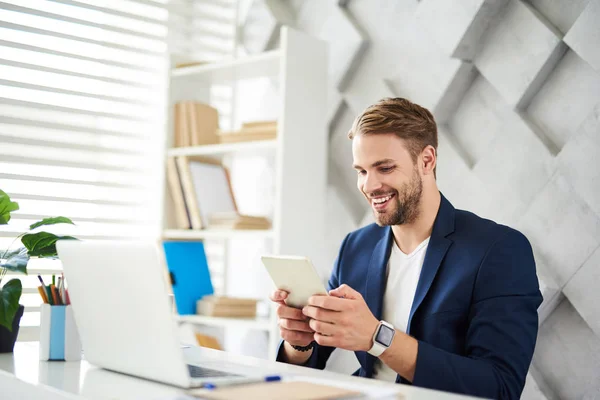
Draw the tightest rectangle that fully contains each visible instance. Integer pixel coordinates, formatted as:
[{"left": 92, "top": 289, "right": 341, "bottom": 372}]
[{"left": 271, "top": 98, "right": 543, "bottom": 399}]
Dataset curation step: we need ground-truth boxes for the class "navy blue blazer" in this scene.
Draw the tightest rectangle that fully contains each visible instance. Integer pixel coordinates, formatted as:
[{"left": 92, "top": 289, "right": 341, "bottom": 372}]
[{"left": 277, "top": 194, "right": 542, "bottom": 399}]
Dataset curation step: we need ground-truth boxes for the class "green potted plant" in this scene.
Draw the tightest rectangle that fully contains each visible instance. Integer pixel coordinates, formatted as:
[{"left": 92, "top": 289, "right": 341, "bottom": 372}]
[{"left": 0, "top": 189, "right": 77, "bottom": 352}]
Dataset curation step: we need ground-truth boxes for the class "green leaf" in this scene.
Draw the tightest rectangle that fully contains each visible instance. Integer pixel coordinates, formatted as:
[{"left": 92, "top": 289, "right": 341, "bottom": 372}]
[
  {"left": 0, "top": 190, "right": 19, "bottom": 225},
  {"left": 0, "top": 279, "right": 22, "bottom": 332},
  {"left": 29, "top": 216, "right": 75, "bottom": 231},
  {"left": 0, "top": 247, "right": 29, "bottom": 275},
  {"left": 22, "top": 232, "right": 78, "bottom": 258}
]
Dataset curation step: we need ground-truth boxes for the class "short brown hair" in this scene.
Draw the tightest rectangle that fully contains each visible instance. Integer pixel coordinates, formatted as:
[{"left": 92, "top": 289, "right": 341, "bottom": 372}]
[{"left": 348, "top": 97, "right": 438, "bottom": 173}]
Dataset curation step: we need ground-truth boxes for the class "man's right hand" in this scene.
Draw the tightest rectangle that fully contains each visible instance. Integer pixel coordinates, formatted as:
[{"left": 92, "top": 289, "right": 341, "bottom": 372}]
[{"left": 270, "top": 289, "right": 315, "bottom": 364}]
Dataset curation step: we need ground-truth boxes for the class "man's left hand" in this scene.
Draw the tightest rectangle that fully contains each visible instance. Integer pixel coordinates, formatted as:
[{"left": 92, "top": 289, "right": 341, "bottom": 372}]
[{"left": 302, "top": 284, "right": 379, "bottom": 351}]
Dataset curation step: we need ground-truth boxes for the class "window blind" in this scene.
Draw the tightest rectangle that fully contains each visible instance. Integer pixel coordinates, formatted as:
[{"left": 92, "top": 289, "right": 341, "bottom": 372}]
[{"left": 0, "top": 0, "right": 170, "bottom": 341}]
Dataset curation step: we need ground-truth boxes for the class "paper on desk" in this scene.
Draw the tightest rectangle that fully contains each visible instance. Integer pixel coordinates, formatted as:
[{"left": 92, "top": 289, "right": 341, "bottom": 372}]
[
  {"left": 286, "top": 376, "right": 401, "bottom": 399},
  {"left": 184, "top": 376, "right": 401, "bottom": 400}
]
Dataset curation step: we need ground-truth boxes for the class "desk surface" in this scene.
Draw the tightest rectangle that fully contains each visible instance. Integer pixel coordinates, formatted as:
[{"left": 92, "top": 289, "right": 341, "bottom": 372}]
[{"left": 0, "top": 342, "right": 474, "bottom": 400}]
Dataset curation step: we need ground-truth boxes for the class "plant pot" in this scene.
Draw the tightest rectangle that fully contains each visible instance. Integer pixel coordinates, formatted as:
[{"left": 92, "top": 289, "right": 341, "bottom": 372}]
[{"left": 0, "top": 305, "right": 24, "bottom": 353}]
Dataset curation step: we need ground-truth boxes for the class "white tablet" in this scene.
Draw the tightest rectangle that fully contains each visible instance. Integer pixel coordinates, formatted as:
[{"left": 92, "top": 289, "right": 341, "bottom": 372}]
[{"left": 261, "top": 255, "right": 328, "bottom": 308}]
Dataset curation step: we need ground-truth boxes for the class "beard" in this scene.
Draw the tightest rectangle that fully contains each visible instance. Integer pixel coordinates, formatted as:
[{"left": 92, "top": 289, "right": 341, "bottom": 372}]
[{"left": 373, "top": 169, "right": 423, "bottom": 226}]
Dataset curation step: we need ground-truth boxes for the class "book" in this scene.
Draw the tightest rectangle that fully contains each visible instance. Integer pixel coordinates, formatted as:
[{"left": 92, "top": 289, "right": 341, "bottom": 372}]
[
  {"left": 217, "top": 120, "right": 277, "bottom": 144},
  {"left": 241, "top": 120, "right": 277, "bottom": 129},
  {"left": 208, "top": 212, "right": 271, "bottom": 230},
  {"left": 174, "top": 102, "right": 189, "bottom": 147},
  {"left": 201, "top": 295, "right": 259, "bottom": 307},
  {"left": 195, "top": 333, "right": 222, "bottom": 350},
  {"left": 176, "top": 157, "right": 237, "bottom": 230},
  {"left": 188, "top": 102, "right": 219, "bottom": 146},
  {"left": 166, "top": 157, "right": 190, "bottom": 229},
  {"left": 196, "top": 296, "right": 258, "bottom": 318},
  {"left": 173, "top": 101, "right": 220, "bottom": 148},
  {"left": 197, "top": 304, "right": 257, "bottom": 318},
  {"left": 163, "top": 241, "right": 214, "bottom": 315}
]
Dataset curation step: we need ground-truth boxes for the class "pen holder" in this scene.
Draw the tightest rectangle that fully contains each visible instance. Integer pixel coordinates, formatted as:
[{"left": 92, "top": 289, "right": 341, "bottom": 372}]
[{"left": 39, "top": 304, "right": 82, "bottom": 361}]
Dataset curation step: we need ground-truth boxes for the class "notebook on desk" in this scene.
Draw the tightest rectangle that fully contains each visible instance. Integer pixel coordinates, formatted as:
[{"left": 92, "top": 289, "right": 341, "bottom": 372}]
[
  {"left": 56, "top": 240, "right": 261, "bottom": 388},
  {"left": 189, "top": 381, "right": 363, "bottom": 400}
]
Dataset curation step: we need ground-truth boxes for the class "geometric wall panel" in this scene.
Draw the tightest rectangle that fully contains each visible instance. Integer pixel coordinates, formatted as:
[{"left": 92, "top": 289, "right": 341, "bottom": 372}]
[
  {"left": 563, "top": 246, "right": 600, "bottom": 337},
  {"left": 433, "top": 62, "right": 478, "bottom": 124},
  {"left": 416, "top": 0, "right": 509, "bottom": 61},
  {"left": 328, "top": 101, "right": 366, "bottom": 225},
  {"left": 521, "top": 370, "right": 551, "bottom": 400},
  {"left": 533, "top": 299, "right": 600, "bottom": 400},
  {"left": 241, "top": 0, "right": 295, "bottom": 54},
  {"left": 294, "top": 0, "right": 367, "bottom": 91},
  {"left": 564, "top": 0, "right": 600, "bottom": 73},
  {"left": 527, "top": 0, "right": 591, "bottom": 35},
  {"left": 526, "top": 50, "right": 600, "bottom": 151},
  {"left": 472, "top": 112, "right": 555, "bottom": 224},
  {"left": 447, "top": 73, "right": 509, "bottom": 166},
  {"left": 435, "top": 126, "right": 496, "bottom": 219},
  {"left": 475, "top": 0, "right": 567, "bottom": 108},
  {"left": 555, "top": 103, "right": 600, "bottom": 216},
  {"left": 518, "top": 172, "right": 600, "bottom": 288}
]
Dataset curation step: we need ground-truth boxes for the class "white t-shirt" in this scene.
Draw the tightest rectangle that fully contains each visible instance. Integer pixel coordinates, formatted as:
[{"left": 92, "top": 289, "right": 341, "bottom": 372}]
[{"left": 372, "top": 237, "right": 430, "bottom": 382}]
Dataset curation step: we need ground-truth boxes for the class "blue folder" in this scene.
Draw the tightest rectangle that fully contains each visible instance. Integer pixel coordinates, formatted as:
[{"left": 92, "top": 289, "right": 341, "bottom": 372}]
[{"left": 162, "top": 241, "right": 214, "bottom": 315}]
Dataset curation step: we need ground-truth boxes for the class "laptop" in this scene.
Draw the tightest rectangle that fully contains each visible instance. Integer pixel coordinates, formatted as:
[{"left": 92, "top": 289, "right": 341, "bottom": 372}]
[{"left": 56, "top": 240, "right": 259, "bottom": 388}]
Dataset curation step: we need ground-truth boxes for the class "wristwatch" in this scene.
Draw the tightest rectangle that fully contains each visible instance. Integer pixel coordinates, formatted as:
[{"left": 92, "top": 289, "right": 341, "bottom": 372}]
[{"left": 367, "top": 320, "right": 395, "bottom": 357}]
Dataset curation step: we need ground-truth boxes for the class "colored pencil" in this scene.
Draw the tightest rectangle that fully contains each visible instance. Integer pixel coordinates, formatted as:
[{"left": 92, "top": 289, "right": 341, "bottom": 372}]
[
  {"left": 50, "top": 284, "right": 59, "bottom": 305},
  {"left": 37, "top": 286, "right": 49, "bottom": 304}
]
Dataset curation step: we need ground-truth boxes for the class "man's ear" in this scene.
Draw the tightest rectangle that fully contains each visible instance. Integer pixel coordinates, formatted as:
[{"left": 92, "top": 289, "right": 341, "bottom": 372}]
[{"left": 421, "top": 145, "right": 436, "bottom": 176}]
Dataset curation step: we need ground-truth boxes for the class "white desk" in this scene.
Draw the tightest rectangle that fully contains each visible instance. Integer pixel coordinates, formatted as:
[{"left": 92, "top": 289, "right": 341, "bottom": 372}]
[{"left": 0, "top": 342, "right": 473, "bottom": 400}]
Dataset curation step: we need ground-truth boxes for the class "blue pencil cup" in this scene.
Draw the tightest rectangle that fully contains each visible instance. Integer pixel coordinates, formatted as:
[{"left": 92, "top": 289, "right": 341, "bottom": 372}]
[{"left": 39, "top": 304, "right": 81, "bottom": 361}]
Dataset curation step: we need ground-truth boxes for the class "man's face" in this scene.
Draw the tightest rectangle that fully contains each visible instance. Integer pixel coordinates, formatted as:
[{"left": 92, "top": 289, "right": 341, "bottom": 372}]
[{"left": 352, "top": 133, "right": 423, "bottom": 226}]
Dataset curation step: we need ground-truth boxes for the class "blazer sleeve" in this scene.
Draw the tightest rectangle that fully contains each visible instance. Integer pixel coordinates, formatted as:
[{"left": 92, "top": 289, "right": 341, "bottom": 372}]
[
  {"left": 276, "top": 233, "right": 351, "bottom": 369},
  {"left": 412, "top": 229, "right": 543, "bottom": 400}
]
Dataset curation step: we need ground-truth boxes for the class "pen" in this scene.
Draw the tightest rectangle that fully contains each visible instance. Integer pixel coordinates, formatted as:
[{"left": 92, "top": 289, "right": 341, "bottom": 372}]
[
  {"left": 37, "top": 286, "right": 49, "bottom": 304},
  {"left": 203, "top": 375, "right": 281, "bottom": 390},
  {"left": 45, "top": 285, "right": 53, "bottom": 305}
]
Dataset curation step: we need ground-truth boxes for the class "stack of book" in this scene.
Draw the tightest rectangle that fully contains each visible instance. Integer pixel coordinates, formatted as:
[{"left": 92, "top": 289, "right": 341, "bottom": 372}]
[
  {"left": 196, "top": 296, "right": 258, "bottom": 318},
  {"left": 217, "top": 120, "right": 277, "bottom": 143},
  {"left": 208, "top": 212, "right": 271, "bottom": 230},
  {"left": 195, "top": 333, "right": 222, "bottom": 350},
  {"left": 174, "top": 101, "right": 219, "bottom": 147}
]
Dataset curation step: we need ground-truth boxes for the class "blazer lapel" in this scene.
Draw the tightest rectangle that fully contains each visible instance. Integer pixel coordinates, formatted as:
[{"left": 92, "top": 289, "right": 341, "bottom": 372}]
[
  {"left": 360, "top": 226, "right": 393, "bottom": 376},
  {"left": 406, "top": 194, "right": 455, "bottom": 334}
]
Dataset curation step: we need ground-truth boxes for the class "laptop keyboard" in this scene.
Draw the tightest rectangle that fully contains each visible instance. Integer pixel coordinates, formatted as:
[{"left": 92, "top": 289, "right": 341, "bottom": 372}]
[{"left": 187, "top": 364, "right": 241, "bottom": 378}]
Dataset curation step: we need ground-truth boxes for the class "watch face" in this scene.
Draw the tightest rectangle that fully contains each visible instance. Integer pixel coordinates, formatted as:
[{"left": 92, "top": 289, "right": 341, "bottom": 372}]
[{"left": 375, "top": 324, "right": 395, "bottom": 347}]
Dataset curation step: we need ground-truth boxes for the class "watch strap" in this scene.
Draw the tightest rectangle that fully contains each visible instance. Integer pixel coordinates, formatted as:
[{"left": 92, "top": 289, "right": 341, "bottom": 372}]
[
  {"left": 368, "top": 320, "right": 394, "bottom": 357},
  {"left": 291, "top": 341, "right": 315, "bottom": 352}
]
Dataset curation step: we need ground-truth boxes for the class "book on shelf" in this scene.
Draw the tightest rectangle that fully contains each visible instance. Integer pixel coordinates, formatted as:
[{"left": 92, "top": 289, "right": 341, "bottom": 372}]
[
  {"left": 195, "top": 333, "right": 221, "bottom": 350},
  {"left": 172, "top": 157, "right": 272, "bottom": 232},
  {"left": 196, "top": 296, "right": 258, "bottom": 318},
  {"left": 208, "top": 211, "right": 271, "bottom": 230},
  {"left": 176, "top": 156, "right": 238, "bottom": 229},
  {"left": 174, "top": 101, "right": 219, "bottom": 148},
  {"left": 166, "top": 157, "right": 191, "bottom": 229},
  {"left": 163, "top": 241, "right": 214, "bottom": 315},
  {"left": 217, "top": 120, "right": 277, "bottom": 144}
]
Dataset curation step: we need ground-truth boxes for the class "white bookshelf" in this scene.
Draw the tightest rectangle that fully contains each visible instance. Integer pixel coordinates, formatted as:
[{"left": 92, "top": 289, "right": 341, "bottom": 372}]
[
  {"left": 166, "top": 139, "right": 277, "bottom": 158},
  {"left": 160, "top": 27, "right": 328, "bottom": 360},
  {"left": 170, "top": 50, "right": 280, "bottom": 82},
  {"left": 163, "top": 229, "right": 275, "bottom": 240}
]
